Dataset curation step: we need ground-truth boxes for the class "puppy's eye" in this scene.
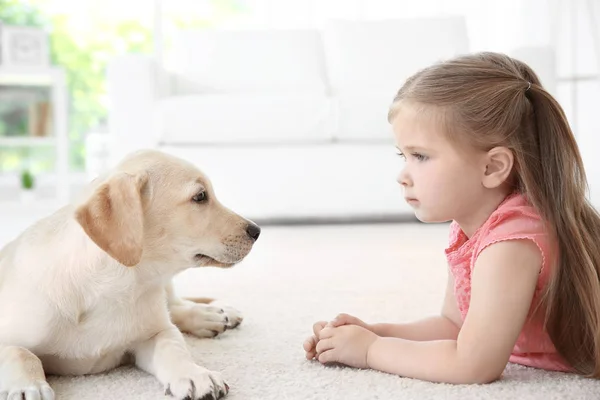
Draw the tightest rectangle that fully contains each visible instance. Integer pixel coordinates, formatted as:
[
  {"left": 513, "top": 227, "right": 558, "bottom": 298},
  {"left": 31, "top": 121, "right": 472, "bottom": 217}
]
[{"left": 192, "top": 191, "right": 207, "bottom": 203}]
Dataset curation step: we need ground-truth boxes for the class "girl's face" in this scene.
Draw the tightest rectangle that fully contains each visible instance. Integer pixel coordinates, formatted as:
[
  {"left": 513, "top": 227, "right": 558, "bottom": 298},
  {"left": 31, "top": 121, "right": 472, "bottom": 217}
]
[{"left": 392, "top": 105, "right": 491, "bottom": 227}]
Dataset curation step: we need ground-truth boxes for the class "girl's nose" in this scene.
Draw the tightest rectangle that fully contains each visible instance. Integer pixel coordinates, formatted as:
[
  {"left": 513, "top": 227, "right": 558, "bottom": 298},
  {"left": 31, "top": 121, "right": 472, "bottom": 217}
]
[{"left": 397, "top": 167, "right": 412, "bottom": 187}]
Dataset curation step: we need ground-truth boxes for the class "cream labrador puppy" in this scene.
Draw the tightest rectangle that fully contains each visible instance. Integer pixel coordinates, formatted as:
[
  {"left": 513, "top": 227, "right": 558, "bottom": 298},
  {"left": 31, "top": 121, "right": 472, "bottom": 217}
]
[{"left": 0, "top": 149, "right": 260, "bottom": 400}]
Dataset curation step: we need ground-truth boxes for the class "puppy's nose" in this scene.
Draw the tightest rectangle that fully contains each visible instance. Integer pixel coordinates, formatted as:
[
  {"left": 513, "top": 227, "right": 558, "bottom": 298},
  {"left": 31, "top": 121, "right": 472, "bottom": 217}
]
[{"left": 245, "top": 223, "right": 261, "bottom": 241}]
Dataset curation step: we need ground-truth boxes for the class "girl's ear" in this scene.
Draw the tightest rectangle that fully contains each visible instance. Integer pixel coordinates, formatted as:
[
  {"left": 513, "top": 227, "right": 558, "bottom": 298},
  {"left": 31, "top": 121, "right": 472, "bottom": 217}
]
[{"left": 482, "top": 146, "right": 514, "bottom": 189}]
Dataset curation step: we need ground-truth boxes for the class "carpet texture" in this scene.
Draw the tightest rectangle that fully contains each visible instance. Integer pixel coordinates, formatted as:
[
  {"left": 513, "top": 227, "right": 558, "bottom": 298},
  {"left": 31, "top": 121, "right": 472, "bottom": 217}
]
[{"left": 18, "top": 223, "right": 600, "bottom": 399}]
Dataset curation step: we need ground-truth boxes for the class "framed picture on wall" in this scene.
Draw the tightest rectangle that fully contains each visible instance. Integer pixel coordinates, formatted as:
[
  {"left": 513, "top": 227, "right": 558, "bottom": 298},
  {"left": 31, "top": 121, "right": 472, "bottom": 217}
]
[{"left": 0, "top": 24, "right": 50, "bottom": 68}]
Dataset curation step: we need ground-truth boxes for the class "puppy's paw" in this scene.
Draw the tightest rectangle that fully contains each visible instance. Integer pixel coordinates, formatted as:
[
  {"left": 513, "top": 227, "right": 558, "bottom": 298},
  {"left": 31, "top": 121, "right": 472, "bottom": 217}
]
[
  {"left": 171, "top": 302, "right": 243, "bottom": 338},
  {"left": 0, "top": 346, "right": 54, "bottom": 400},
  {"left": 220, "top": 306, "right": 243, "bottom": 330},
  {"left": 208, "top": 301, "right": 243, "bottom": 330},
  {"left": 165, "top": 365, "right": 228, "bottom": 400},
  {"left": 0, "top": 379, "right": 54, "bottom": 400}
]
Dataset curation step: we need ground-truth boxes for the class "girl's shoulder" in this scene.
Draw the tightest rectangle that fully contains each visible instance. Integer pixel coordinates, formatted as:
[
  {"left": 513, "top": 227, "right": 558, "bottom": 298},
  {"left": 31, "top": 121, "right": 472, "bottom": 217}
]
[
  {"left": 480, "top": 192, "right": 547, "bottom": 240},
  {"left": 447, "top": 192, "right": 555, "bottom": 271},
  {"left": 475, "top": 192, "right": 554, "bottom": 273},
  {"left": 448, "top": 193, "right": 547, "bottom": 243}
]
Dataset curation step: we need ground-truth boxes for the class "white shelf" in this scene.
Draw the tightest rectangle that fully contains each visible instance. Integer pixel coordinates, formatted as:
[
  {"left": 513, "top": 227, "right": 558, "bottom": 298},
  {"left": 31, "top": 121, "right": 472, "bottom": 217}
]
[
  {"left": 0, "top": 67, "right": 64, "bottom": 86},
  {"left": 0, "top": 66, "right": 69, "bottom": 203},
  {"left": 0, "top": 137, "right": 57, "bottom": 147}
]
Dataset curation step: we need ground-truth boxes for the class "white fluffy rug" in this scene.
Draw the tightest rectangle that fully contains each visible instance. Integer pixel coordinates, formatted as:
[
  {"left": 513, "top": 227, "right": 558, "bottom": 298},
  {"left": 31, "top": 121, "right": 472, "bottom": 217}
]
[{"left": 8, "top": 222, "right": 600, "bottom": 399}]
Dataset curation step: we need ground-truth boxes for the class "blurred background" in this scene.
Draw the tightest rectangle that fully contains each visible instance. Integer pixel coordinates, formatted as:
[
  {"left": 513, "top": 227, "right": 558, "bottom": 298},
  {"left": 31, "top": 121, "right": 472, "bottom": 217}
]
[{"left": 0, "top": 0, "right": 599, "bottom": 226}]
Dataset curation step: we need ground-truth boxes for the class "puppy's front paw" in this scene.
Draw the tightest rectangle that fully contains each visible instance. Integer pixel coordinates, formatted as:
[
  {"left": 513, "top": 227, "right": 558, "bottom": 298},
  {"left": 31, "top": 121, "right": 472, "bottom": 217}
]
[
  {"left": 165, "top": 365, "right": 228, "bottom": 400},
  {"left": 213, "top": 303, "right": 243, "bottom": 330},
  {"left": 171, "top": 303, "right": 243, "bottom": 338},
  {"left": 0, "top": 379, "right": 54, "bottom": 400}
]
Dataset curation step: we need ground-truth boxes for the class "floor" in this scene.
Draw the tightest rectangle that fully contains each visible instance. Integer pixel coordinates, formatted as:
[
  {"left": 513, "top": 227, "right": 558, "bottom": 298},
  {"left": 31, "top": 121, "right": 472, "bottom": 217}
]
[{"left": 2, "top": 212, "right": 600, "bottom": 399}]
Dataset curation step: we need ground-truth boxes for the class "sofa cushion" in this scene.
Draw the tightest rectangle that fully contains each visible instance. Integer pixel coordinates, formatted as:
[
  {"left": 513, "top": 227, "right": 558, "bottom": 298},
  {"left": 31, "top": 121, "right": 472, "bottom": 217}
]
[
  {"left": 159, "top": 142, "right": 408, "bottom": 220},
  {"left": 169, "top": 29, "right": 328, "bottom": 94},
  {"left": 155, "top": 94, "right": 333, "bottom": 144}
]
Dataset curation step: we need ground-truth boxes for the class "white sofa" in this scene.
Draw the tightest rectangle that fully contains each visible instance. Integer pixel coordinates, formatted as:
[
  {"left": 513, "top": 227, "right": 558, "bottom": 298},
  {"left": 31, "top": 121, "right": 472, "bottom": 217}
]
[{"left": 105, "top": 17, "right": 555, "bottom": 223}]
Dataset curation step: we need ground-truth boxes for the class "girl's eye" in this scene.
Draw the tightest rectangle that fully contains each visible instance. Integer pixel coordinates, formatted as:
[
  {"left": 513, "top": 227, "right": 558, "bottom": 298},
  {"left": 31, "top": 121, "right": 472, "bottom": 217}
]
[
  {"left": 413, "top": 153, "right": 428, "bottom": 162},
  {"left": 396, "top": 150, "right": 428, "bottom": 162}
]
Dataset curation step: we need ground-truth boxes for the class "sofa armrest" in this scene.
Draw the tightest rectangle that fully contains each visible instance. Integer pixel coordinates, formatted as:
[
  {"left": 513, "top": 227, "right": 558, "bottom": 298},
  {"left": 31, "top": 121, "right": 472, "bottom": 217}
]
[{"left": 106, "top": 54, "right": 168, "bottom": 166}]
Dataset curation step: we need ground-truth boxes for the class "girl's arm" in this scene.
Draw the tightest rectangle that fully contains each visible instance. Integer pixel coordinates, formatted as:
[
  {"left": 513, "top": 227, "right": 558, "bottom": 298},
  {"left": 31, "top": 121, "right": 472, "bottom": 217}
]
[
  {"left": 369, "top": 269, "right": 462, "bottom": 340},
  {"left": 366, "top": 239, "right": 542, "bottom": 384},
  {"left": 309, "top": 275, "right": 461, "bottom": 360}
]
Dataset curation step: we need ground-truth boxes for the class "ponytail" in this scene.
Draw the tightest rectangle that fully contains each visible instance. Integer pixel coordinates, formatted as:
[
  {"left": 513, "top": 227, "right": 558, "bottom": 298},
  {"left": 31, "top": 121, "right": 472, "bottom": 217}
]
[{"left": 522, "top": 84, "right": 600, "bottom": 377}]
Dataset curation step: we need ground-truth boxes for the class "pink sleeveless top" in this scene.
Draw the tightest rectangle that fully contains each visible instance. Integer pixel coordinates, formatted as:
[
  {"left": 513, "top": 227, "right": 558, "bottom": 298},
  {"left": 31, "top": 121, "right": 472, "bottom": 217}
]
[{"left": 445, "top": 192, "right": 571, "bottom": 372}]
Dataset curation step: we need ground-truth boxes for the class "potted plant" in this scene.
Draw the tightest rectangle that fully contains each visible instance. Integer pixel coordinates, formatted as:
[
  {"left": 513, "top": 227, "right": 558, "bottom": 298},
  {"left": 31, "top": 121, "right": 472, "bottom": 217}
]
[{"left": 20, "top": 168, "right": 35, "bottom": 203}]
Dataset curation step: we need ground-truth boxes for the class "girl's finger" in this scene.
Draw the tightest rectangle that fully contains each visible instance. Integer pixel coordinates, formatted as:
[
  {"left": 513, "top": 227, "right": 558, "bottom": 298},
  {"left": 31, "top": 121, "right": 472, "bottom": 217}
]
[
  {"left": 318, "top": 349, "right": 336, "bottom": 364},
  {"left": 315, "top": 338, "right": 334, "bottom": 354},
  {"left": 313, "top": 321, "right": 327, "bottom": 336},
  {"left": 318, "top": 327, "right": 335, "bottom": 340},
  {"left": 303, "top": 336, "right": 316, "bottom": 352}
]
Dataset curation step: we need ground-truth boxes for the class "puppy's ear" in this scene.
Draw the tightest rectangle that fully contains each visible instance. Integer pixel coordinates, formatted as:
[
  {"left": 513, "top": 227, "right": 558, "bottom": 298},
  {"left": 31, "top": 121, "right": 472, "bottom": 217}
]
[{"left": 75, "top": 171, "right": 149, "bottom": 266}]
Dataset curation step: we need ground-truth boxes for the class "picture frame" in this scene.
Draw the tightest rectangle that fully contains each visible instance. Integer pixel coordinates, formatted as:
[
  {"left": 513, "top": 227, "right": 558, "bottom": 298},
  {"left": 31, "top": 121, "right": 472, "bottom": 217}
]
[{"left": 0, "top": 24, "right": 50, "bottom": 68}]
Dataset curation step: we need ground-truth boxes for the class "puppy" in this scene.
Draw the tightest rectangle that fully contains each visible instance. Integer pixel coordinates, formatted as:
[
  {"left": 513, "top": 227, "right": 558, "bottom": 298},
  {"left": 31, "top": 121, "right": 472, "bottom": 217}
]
[{"left": 0, "top": 149, "right": 260, "bottom": 400}]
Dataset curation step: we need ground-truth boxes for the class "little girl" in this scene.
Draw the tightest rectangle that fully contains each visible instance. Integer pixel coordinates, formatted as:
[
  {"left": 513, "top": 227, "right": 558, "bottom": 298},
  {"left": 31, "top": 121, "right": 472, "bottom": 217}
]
[{"left": 303, "top": 51, "right": 600, "bottom": 383}]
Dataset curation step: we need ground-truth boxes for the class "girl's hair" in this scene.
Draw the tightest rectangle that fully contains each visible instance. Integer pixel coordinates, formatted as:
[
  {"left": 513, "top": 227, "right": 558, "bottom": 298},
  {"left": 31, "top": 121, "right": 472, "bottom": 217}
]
[{"left": 389, "top": 51, "right": 600, "bottom": 378}]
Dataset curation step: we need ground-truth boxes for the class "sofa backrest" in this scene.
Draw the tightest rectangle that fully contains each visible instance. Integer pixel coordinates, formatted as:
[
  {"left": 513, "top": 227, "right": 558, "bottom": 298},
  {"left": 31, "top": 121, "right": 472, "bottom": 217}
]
[
  {"left": 323, "top": 16, "right": 470, "bottom": 93},
  {"left": 169, "top": 28, "right": 329, "bottom": 95},
  {"left": 321, "top": 16, "right": 470, "bottom": 140}
]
